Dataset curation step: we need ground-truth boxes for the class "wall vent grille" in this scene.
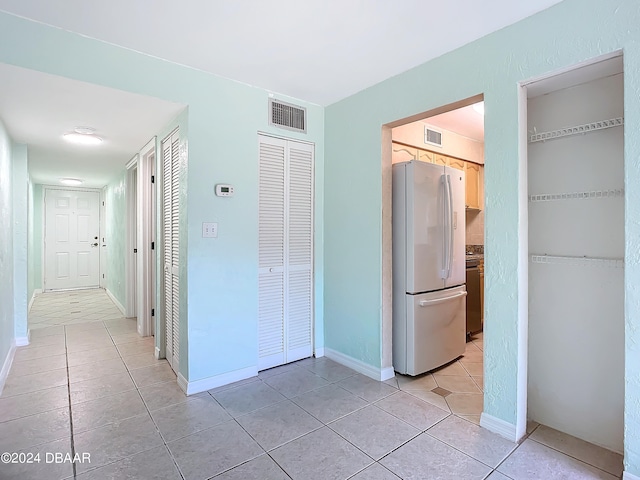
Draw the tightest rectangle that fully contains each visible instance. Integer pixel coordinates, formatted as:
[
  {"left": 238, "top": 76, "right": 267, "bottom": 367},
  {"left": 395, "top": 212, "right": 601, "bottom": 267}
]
[
  {"left": 269, "top": 99, "right": 307, "bottom": 133},
  {"left": 424, "top": 127, "right": 442, "bottom": 147}
]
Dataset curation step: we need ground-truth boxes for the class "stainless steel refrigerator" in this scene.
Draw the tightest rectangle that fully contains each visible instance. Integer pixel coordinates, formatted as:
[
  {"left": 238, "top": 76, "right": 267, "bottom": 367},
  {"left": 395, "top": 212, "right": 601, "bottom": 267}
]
[{"left": 392, "top": 160, "right": 467, "bottom": 376}]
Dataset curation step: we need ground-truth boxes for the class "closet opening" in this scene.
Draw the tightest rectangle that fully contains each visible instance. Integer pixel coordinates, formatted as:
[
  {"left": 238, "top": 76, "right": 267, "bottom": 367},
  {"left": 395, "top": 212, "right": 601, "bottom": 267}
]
[{"left": 525, "top": 53, "right": 624, "bottom": 470}]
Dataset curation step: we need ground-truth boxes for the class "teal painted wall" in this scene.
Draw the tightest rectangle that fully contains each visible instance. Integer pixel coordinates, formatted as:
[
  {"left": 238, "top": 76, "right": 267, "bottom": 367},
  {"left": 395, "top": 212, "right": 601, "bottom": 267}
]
[
  {"left": 12, "top": 143, "right": 27, "bottom": 339},
  {"left": 0, "top": 117, "right": 14, "bottom": 371},
  {"left": 0, "top": 12, "right": 325, "bottom": 389},
  {"left": 105, "top": 170, "right": 127, "bottom": 309},
  {"left": 323, "top": 0, "right": 640, "bottom": 474}
]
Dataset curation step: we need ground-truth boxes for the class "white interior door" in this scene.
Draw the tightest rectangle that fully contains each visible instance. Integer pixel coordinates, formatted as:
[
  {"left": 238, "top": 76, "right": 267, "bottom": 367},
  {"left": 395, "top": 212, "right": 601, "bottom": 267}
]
[
  {"left": 44, "top": 188, "right": 101, "bottom": 291},
  {"left": 162, "top": 130, "right": 180, "bottom": 373},
  {"left": 258, "top": 135, "right": 314, "bottom": 371},
  {"left": 137, "top": 138, "right": 157, "bottom": 337}
]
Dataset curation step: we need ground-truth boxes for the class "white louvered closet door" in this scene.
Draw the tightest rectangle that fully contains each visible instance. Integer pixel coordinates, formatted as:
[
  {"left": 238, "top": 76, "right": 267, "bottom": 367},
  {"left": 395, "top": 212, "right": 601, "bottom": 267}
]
[
  {"left": 258, "top": 135, "right": 314, "bottom": 371},
  {"left": 162, "top": 129, "right": 180, "bottom": 373}
]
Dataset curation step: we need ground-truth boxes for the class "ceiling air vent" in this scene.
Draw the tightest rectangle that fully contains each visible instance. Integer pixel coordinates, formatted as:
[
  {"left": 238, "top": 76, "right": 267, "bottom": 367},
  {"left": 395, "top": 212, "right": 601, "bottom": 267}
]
[
  {"left": 424, "top": 127, "right": 442, "bottom": 147},
  {"left": 269, "top": 98, "right": 307, "bottom": 133}
]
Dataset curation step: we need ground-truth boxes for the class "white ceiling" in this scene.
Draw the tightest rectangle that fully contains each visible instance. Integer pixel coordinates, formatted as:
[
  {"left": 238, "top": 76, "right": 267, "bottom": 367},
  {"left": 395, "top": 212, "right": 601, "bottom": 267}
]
[
  {"left": 0, "top": 0, "right": 563, "bottom": 106},
  {"left": 0, "top": 1, "right": 563, "bottom": 188},
  {"left": 424, "top": 104, "right": 484, "bottom": 142},
  {"left": 0, "top": 64, "right": 185, "bottom": 188}
]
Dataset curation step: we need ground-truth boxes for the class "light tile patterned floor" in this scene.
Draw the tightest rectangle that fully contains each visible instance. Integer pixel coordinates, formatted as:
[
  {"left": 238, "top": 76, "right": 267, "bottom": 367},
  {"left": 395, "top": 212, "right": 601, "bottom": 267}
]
[
  {"left": 28, "top": 289, "right": 124, "bottom": 329},
  {"left": 0, "top": 289, "right": 624, "bottom": 479}
]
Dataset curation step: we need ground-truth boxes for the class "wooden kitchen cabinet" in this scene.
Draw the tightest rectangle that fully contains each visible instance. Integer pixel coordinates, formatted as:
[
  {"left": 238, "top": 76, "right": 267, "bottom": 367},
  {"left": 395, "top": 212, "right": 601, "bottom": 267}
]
[
  {"left": 392, "top": 143, "right": 417, "bottom": 164},
  {"left": 465, "top": 161, "right": 481, "bottom": 210},
  {"left": 434, "top": 154, "right": 448, "bottom": 167},
  {"left": 417, "top": 148, "right": 435, "bottom": 164},
  {"left": 448, "top": 157, "right": 465, "bottom": 171},
  {"left": 391, "top": 143, "right": 483, "bottom": 211}
]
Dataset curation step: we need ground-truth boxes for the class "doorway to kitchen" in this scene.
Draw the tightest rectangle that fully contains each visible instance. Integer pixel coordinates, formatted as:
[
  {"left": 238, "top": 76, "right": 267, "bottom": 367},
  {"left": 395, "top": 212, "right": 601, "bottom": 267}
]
[{"left": 383, "top": 95, "right": 486, "bottom": 423}]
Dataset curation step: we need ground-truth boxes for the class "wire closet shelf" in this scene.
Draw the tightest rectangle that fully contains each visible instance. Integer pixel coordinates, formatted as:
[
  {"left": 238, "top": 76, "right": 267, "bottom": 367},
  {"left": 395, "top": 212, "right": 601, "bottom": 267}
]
[{"left": 529, "top": 117, "right": 623, "bottom": 143}]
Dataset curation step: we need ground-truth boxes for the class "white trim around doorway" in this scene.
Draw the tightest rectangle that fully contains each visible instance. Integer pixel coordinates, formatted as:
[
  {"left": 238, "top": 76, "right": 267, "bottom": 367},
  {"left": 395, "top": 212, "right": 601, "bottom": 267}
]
[{"left": 125, "top": 154, "right": 138, "bottom": 319}]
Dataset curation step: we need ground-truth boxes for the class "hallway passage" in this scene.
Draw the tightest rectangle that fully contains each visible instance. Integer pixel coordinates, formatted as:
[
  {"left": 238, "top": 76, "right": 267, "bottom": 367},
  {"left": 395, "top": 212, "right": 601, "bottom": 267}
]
[{"left": 28, "top": 289, "right": 124, "bottom": 330}]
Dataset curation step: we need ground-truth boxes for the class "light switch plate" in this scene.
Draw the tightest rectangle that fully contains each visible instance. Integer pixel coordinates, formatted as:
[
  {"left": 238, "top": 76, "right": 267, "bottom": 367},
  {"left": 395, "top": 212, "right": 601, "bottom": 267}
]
[{"left": 202, "top": 222, "right": 218, "bottom": 238}]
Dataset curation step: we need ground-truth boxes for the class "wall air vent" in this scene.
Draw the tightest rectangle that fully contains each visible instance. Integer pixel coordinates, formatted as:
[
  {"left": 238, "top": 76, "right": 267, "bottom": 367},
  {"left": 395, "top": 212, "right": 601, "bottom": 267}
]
[
  {"left": 424, "top": 127, "right": 443, "bottom": 147},
  {"left": 269, "top": 98, "right": 307, "bottom": 133}
]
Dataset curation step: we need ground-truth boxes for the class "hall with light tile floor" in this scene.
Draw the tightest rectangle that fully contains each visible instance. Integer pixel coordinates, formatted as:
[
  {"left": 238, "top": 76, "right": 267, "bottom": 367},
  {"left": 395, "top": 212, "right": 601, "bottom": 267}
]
[{"left": 0, "top": 289, "right": 624, "bottom": 479}]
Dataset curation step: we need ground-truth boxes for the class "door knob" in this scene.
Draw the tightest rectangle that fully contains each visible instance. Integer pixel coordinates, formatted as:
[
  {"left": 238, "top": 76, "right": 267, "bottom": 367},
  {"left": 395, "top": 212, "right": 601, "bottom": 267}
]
[{"left": 91, "top": 243, "right": 98, "bottom": 247}]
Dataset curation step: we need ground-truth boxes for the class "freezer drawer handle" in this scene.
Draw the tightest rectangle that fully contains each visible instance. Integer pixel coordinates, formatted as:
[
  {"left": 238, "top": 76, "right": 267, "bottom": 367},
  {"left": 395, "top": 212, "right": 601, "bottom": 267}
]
[{"left": 419, "top": 291, "right": 467, "bottom": 307}]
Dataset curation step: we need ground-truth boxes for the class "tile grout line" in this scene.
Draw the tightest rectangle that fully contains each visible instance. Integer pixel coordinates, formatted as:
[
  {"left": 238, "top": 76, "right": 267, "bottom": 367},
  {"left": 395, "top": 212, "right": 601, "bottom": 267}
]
[
  {"left": 525, "top": 435, "right": 622, "bottom": 478},
  {"left": 63, "top": 325, "right": 78, "bottom": 480},
  {"left": 113, "top": 325, "right": 187, "bottom": 480}
]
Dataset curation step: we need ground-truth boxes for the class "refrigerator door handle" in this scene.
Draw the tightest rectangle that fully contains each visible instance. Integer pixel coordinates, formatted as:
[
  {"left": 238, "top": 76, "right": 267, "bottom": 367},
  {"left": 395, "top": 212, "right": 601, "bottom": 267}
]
[
  {"left": 419, "top": 291, "right": 467, "bottom": 307},
  {"left": 447, "top": 174, "right": 454, "bottom": 278},
  {"left": 439, "top": 175, "right": 447, "bottom": 278}
]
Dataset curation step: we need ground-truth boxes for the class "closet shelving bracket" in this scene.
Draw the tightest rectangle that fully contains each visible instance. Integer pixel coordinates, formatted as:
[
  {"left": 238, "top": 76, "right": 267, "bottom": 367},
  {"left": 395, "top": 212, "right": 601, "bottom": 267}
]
[
  {"left": 530, "top": 254, "right": 624, "bottom": 268},
  {"left": 528, "top": 188, "right": 624, "bottom": 203},
  {"left": 529, "top": 117, "right": 623, "bottom": 143}
]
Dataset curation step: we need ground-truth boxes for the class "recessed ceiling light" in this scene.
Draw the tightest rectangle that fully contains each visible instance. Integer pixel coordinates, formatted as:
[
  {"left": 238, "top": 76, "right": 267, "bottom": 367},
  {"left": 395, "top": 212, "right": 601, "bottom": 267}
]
[
  {"left": 473, "top": 102, "right": 485, "bottom": 115},
  {"left": 73, "top": 126, "right": 96, "bottom": 135},
  {"left": 59, "top": 178, "right": 83, "bottom": 186},
  {"left": 63, "top": 126, "right": 103, "bottom": 145}
]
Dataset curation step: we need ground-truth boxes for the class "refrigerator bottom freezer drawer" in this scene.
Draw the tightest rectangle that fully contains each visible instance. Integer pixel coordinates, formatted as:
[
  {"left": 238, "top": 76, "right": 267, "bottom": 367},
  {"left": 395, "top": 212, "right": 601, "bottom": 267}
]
[{"left": 405, "top": 285, "right": 467, "bottom": 376}]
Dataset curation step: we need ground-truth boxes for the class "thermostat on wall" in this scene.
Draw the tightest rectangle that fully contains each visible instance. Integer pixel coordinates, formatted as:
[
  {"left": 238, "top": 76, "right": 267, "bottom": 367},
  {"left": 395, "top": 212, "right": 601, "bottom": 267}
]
[{"left": 215, "top": 184, "right": 234, "bottom": 197}]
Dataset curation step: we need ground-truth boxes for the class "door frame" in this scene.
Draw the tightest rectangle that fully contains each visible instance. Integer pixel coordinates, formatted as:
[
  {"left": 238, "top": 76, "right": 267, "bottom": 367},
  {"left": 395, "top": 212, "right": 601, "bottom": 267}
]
[
  {"left": 42, "top": 185, "right": 103, "bottom": 292},
  {"left": 100, "top": 187, "right": 106, "bottom": 289},
  {"left": 138, "top": 137, "right": 157, "bottom": 337},
  {"left": 125, "top": 138, "right": 157, "bottom": 337},
  {"left": 125, "top": 155, "right": 138, "bottom": 318}
]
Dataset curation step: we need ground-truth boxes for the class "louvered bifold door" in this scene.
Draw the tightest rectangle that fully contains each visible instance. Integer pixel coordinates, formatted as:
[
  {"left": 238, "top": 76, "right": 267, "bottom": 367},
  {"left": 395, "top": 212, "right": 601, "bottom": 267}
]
[
  {"left": 258, "top": 136, "right": 286, "bottom": 370},
  {"left": 162, "top": 129, "right": 180, "bottom": 373},
  {"left": 258, "top": 135, "right": 313, "bottom": 371},
  {"left": 285, "top": 142, "right": 313, "bottom": 362}
]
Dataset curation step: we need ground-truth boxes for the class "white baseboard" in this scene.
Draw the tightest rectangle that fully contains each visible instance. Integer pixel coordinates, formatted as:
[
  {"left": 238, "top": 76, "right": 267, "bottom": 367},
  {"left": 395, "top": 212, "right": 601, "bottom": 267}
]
[
  {"left": 0, "top": 340, "right": 17, "bottom": 396},
  {"left": 380, "top": 366, "right": 395, "bottom": 381},
  {"left": 623, "top": 472, "right": 640, "bottom": 480},
  {"left": 15, "top": 331, "right": 30, "bottom": 347},
  {"left": 106, "top": 289, "right": 125, "bottom": 315},
  {"left": 177, "top": 366, "right": 259, "bottom": 395},
  {"left": 28, "top": 289, "right": 41, "bottom": 312},
  {"left": 480, "top": 413, "right": 518, "bottom": 442},
  {"left": 314, "top": 347, "right": 325, "bottom": 358},
  {"left": 177, "top": 372, "right": 188, "bottom": 394},
  {"left": 324, "top": 347, "right": 394, "bottom": 382},
  {"left": 154, "top": 347, "right": 161, "bottom": 360}
]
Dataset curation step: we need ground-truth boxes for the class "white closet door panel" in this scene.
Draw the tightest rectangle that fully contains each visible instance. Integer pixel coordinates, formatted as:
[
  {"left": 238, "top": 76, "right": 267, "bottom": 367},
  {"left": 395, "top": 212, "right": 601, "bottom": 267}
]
[
  {"left": 171, "top": 275, "right": 180, "bottom": 365},
  {"left": 162, "top": 137, "right": 174, "bottom": 364},
  {"left": 259, "top": 141, "right": 286, "bottom": 269},
  {"left": 162, "top": 130, "right": 180, "bottom": 373},
  {"left": 287, "top": 269, "right": 312, "bottom": 356},
  {"left": 164, "top": 268, "right": 173, "bottom": 360},
  {"left": 288, "top": 145, "right": 313, "bottom": 267},
  {"left": 170, "top": 135, "right": 180, "bottom": 268},
  {"left": 258, "top": 134, "right": 313, "bottom": 370},
  {"left": 258, "top": 272, "right": 285, "bottom": 356}
]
